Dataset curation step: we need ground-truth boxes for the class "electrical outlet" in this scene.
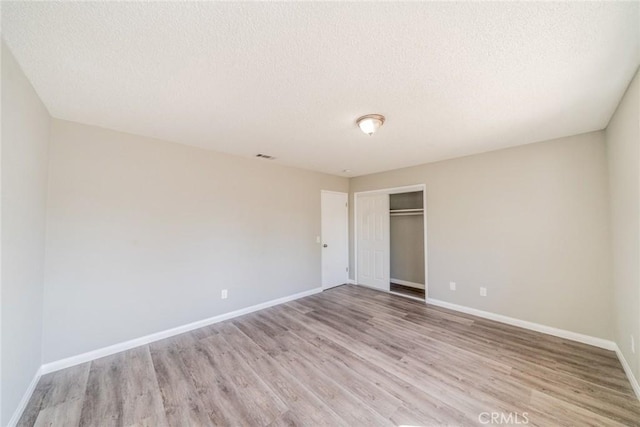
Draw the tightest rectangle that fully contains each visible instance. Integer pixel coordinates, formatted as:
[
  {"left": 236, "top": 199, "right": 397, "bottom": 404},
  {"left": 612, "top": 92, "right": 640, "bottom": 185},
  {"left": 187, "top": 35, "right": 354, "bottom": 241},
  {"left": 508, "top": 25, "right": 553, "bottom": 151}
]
[
  {"left": 221, "top": 289, "right": 228, "bottom": 299},
  {"left": 449, "top": 281, "right": 456, "bottom": 291},
  {"left": 632, "top": 335, "right": 636, "bottom": 354},
  {"left": 316, "top": 236, "right": 320, "bottom": 243},
  {"left": 480, "top": 287, "right": 487, "bottom": 297}
]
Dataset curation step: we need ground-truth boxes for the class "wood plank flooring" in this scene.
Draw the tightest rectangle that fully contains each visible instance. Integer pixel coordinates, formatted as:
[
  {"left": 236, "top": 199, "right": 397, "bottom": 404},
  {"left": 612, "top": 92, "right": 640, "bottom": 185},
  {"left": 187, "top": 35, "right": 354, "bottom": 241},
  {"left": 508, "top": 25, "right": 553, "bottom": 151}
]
[
  {"left": 390, "top": 282, "right": 425, "bottom": 299},
  {"left": 18, "top": 285, "right": 640, "bottom": 426}
]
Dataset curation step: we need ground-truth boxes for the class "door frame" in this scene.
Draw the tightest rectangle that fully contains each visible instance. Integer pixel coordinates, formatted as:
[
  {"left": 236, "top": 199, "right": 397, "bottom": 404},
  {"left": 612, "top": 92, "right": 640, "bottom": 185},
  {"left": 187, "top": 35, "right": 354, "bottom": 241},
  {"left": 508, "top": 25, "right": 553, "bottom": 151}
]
[
  {"left": 320, "top": 190, "right": 349, "bottom": 290},
  {"left": 354, "top": 184, "right": 428, "bottom": 300}
]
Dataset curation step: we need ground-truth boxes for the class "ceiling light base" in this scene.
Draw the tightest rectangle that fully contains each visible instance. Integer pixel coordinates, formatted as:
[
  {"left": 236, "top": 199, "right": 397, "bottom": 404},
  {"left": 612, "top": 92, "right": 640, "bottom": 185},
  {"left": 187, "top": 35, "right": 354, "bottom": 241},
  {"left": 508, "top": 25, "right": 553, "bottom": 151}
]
[{"left": 356, "top": 114, "right": 385, "bottom": 136}]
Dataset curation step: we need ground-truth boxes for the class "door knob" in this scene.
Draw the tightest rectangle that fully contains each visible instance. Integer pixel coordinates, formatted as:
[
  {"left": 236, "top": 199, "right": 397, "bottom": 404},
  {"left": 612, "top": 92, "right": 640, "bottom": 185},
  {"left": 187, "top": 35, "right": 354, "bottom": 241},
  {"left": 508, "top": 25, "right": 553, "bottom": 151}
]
[{"left": 323, "top": 244, "right": 328, "bottom": 248}]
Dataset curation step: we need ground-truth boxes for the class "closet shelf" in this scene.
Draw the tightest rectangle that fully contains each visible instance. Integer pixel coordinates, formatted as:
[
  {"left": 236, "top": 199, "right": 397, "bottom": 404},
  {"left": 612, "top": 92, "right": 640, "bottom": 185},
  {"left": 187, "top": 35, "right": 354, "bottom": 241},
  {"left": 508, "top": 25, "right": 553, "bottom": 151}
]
[
  {"left": 390, "top": 208, "right": 423, "bottom": 217},
  {"left": 389, "top": 208, "right": 423, "bottom": 213}
]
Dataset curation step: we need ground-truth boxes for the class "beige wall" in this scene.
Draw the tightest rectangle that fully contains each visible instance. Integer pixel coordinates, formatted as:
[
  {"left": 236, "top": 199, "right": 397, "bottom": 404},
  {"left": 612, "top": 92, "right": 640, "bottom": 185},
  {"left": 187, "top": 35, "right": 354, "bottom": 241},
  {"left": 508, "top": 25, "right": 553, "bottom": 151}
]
[
  {"left": 1, "top": 43, "right": 51, "bottom": 425},
  {"left": 606, "top": 68, "right": 640, "bottom": 382},
  {"left": 351, "top": 131, "right": 612, "bottom": 339},
  {"left": 42, "top": 119, "right": 348, "bottom": 363}
]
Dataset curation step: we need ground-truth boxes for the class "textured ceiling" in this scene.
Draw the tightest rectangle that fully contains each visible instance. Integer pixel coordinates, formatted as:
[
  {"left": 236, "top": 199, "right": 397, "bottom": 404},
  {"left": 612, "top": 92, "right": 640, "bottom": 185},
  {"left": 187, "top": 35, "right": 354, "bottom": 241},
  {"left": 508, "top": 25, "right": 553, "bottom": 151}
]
[{"left": 2, "top": 1, "right": 639, "bottom": 176}]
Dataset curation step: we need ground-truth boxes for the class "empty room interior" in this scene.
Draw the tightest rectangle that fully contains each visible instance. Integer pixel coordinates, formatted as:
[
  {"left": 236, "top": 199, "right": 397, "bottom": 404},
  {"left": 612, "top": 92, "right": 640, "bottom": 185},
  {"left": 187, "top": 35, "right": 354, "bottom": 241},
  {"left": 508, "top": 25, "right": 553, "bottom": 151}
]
[{"left": 2, "top": 1, "right": 640, "bottom": 426}]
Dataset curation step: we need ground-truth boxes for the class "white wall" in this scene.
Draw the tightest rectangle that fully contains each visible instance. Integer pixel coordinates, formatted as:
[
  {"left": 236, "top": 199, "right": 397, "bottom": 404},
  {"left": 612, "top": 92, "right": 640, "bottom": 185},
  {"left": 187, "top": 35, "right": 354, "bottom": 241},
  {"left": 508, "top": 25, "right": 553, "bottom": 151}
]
[
  {"left": 606, "top": 68, "right": 640, "bottom": 383},
  {"left": 351, "top": 132, "right": 612, "bottom": 339},
  {"left": 1, "top": 43, "right": 51, "bottom": 425},
  {"left": 42, "top": 119, "right": 348, "bottom": 363}
]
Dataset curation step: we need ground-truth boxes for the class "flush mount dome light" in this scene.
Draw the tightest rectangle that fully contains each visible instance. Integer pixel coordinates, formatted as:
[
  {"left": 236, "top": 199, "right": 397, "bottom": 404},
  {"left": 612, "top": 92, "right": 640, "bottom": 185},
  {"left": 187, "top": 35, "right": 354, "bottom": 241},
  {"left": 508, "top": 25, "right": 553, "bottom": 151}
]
[{"left": 356, "top": 114, "right": 385, "bottom": 136}]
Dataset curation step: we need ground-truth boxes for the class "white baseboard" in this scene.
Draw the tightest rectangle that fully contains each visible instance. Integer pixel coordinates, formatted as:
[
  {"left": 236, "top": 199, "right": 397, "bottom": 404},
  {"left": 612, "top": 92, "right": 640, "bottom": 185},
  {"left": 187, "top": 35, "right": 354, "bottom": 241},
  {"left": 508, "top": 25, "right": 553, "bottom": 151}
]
[
  {"left": 41, "top": 287, "right": 322, "bottom": 375},
  {"left": 7, "top": 367, "right": 43, "bottom": 427},
  {"left": 390, "top": 278, "right": 425, "bottom": 289},
  {"left": 614, "top": 345, "right": 640, "bottom": 400},
  {"left": 426, "top": 298, "right": 616, "bottom": 351},
  {"left": 347, "top": 279, "right": 357, "bottom": 285}
]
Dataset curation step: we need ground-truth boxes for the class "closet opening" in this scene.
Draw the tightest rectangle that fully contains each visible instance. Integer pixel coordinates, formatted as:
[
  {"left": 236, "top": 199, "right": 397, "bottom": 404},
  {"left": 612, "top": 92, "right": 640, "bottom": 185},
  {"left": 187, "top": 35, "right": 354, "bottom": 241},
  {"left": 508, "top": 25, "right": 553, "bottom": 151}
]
[
  {"left": 390, "top": 191, "right": 425, "bottom": 300},
  {"left": 354, "top": 184, "right": 428, "bottom": 301}
]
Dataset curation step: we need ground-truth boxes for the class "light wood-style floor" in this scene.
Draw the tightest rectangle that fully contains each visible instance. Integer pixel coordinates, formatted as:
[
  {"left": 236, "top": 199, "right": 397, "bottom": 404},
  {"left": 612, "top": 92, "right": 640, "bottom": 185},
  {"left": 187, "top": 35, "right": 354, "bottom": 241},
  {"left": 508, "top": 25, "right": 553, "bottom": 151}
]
[
  {"left": 19, "top": 285, "right": 640, "bottom": 426},
  {"left": 390, "top": 282, "right": 425, "bottom": 299}
]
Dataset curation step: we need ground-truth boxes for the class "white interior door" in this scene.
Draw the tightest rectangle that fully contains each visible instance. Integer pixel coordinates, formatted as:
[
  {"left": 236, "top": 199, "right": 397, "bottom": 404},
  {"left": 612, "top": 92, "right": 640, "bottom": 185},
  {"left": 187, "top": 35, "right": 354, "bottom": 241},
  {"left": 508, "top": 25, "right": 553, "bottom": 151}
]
[
  {"left": 356, "top": 193, "right": 390, "bottom": 291},
  {"left": 321, "top": 191, "right": 349, "bottom": 289}
]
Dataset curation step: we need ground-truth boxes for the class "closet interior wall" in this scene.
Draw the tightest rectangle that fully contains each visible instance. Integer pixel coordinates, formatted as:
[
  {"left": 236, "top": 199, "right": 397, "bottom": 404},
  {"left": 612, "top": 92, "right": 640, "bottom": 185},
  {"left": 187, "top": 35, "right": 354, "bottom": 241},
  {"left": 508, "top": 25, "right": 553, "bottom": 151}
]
[{"left": 390, "top": 191, "right": 425, "bottom": 293}]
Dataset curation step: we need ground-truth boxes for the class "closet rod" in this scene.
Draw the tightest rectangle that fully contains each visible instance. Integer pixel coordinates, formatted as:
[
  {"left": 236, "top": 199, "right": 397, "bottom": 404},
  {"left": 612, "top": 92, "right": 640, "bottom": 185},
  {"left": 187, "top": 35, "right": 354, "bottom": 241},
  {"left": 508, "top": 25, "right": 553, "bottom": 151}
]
[{"left": 390, "top": 212, "right": 424, "bottom": 217}]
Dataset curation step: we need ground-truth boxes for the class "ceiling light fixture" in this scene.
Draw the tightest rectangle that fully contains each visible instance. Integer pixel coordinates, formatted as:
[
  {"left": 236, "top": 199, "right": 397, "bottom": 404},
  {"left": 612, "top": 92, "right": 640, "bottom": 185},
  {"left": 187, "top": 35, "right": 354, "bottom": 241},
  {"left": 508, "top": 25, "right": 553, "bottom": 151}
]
[{"left": 356, "top": 114, "right": 385, "bottom": 136}]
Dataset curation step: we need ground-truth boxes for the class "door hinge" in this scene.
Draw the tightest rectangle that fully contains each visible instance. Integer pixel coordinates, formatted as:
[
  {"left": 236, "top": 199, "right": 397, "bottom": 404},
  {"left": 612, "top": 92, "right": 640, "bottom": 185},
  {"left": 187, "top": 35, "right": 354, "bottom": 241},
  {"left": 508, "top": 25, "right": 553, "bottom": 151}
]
[{"left": 346, "top": 267, "right": 349, "bottom": 272}]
